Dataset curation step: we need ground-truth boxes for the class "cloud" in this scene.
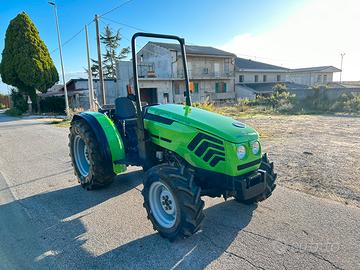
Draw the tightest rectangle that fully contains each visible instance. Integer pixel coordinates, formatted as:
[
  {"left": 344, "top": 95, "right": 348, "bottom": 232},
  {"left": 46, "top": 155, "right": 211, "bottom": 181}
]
[{"left": 219, "top": 0, "right": 360, "bottom": 81}]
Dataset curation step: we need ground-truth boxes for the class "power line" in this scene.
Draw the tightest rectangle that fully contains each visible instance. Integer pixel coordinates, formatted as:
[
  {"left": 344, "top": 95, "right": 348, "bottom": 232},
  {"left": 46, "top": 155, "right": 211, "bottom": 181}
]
[
  {"left": 50, "top": 20, "right": 94, "bottom": 54},
  {"left": 101, "top": 17, "right": 145, "bottom": 32},
  {"left": 99, "top": 0, "right": 135, "bottom": 17}
]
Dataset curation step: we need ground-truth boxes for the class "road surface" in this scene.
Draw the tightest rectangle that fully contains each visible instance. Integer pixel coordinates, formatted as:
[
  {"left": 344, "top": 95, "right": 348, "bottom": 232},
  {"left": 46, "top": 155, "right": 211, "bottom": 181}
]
[{"left": 0, "top": 113, "right": 359, "bottom": 270}]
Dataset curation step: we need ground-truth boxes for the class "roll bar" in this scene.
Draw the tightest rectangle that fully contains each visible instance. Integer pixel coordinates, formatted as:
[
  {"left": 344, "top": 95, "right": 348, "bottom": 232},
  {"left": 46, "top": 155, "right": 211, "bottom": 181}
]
[
  {"left": 131, "top": 32, "right": 192, "bottom": 112},
  {"left": 131, "top": 32, "right": 191, "bottom": 164}
]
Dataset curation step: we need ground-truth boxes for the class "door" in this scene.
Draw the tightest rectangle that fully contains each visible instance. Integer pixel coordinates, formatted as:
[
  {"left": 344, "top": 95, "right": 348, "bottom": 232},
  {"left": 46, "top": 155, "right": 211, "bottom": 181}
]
[{"left": 140, "top": 88, "right": 158, "bottom": 105}]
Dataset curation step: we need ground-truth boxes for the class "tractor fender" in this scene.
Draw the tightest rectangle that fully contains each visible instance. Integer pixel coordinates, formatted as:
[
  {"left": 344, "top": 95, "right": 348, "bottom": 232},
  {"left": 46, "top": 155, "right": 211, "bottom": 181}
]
[{"left": 72, "top": 112, "right": 126, "bottom": 174}]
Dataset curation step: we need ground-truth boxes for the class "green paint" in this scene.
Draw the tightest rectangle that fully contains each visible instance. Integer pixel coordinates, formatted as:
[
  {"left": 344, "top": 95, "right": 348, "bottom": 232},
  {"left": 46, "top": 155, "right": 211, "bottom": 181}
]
[
  {"left": 146, "top": 104, "right": 258, "bottom": 143},
  {"left": 144, "top": 104, "right": 261, "bottom": 177},
  {"left": 84, "top": 112, "right": 126, "bottom": 174}
]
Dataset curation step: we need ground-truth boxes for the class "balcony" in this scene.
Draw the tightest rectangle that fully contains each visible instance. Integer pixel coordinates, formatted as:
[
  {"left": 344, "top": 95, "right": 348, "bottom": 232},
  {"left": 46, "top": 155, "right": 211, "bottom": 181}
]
[{"left": 176, "top": 68, "right": 233, "bottom": 79}]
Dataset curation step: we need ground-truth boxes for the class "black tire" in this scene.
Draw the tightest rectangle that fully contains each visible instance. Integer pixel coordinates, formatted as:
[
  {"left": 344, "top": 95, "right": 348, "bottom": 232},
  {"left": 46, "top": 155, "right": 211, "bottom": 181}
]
[
  {"left": 236, "top": 153, "right": 277, "bottom": 204},
  {"left": 69, "top": 119, "right": 115, "bottom": 190},
  {"left": 142, "top": 164, "right": 205, "bottom": 241}
]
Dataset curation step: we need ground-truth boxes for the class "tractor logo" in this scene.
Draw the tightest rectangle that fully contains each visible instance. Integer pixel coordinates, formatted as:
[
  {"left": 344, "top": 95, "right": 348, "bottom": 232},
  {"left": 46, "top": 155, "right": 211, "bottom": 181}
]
[{"left": 187, "top": 133, "right": 225, "bottom": 167}]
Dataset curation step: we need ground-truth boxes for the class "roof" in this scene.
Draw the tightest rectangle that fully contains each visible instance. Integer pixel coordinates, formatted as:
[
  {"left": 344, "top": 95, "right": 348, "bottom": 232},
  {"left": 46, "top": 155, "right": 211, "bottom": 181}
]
[
  {"left": 235, "top": 57, "right": 288, "bottom": 71},
  {"left": 149, "top": 42, "right": 236, "bottom": 57},
  {"left": 240, "top": 82, "right": 308, "bottom": 93},
  {"left": 291, "top": 66, "right": 341, "bottom": 72}
]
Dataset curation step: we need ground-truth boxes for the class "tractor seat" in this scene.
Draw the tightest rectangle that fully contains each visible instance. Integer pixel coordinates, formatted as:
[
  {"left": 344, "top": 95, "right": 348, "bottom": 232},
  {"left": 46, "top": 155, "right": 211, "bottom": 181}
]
[{"left": 114, "top": 97, "right": 137, "bottom": 121}]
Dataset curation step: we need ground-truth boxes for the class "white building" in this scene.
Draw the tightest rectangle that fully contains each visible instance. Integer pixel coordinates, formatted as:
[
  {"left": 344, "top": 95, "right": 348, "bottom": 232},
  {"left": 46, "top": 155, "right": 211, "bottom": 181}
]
[
  {"left": 234, "top": 57, "right": 341, "bottom": 98},
  {"left": 287, "top": 66, "right": 341, "bottom": 86}
]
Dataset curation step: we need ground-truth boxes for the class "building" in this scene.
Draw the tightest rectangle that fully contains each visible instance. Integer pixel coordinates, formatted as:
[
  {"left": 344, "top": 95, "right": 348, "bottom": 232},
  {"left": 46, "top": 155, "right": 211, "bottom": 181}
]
[
  {"left": 287, "top": 66, "right": 341, "bottom": 86},
  {"left": 118, "top": 42, "right": 236, "bottom": 104},
  {"left": 41, "top": 78, "right": 117, "bottom": 110},
  {"left": 234, "top": 58, "right": 289, "bottom": 98},
  {"left": 234, "top": 57, "right": 341, "bottom": 99}
]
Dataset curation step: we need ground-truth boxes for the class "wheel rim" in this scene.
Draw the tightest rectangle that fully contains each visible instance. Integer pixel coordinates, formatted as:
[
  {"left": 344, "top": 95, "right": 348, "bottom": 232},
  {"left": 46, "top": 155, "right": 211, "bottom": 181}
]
[
  {"left": 149, "top": 181, "right": 177, "bottom": 229},
  {"left": 73, "top": 135, "right": 90, "bottom": 177}
]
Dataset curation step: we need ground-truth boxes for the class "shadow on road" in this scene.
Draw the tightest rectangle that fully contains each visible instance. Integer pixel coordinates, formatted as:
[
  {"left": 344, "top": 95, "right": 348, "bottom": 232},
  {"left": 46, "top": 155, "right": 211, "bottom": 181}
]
[
  {"left": 95, "top": 200, "right": 257, "bottom": 269},
  {"left": 0, "top": 169, "right": 256, "bottom": 269}
]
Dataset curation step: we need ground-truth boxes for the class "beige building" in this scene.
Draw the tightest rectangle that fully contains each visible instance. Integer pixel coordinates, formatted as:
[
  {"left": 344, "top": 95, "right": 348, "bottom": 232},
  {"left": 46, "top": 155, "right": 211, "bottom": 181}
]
[{"left": 118, "top": 42, "right": 236, "bottom": 104}]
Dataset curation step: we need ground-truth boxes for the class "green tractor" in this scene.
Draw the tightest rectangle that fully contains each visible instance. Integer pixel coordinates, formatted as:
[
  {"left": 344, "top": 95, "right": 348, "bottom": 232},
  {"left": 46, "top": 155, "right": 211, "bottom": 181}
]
[{"left": 69, "top": 32, "right": 276, "bottom": 241}]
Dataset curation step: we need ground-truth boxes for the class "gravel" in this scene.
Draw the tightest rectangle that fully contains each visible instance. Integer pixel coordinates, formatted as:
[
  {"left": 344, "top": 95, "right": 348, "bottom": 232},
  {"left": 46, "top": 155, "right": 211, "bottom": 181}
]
[{"left": 240, "top": 114, "right": 360, "bottom": 207}]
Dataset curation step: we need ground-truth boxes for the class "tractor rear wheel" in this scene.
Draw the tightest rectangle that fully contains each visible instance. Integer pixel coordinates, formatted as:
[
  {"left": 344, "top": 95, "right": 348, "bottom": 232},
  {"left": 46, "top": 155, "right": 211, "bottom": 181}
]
[
  {"left": 69, "top": 119, "right": 115, "bottom": 190},
  {"left": 235, "top": 153, "right": 277, "bottom": 204},
  {"left": 142, "top": 164, "right": 205, "bottom": 241}
]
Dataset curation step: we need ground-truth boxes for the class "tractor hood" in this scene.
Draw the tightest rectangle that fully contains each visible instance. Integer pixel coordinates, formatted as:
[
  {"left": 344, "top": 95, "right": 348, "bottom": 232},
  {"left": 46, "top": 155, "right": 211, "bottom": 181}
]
[{"left": 146, "top": 104, "right": 259, "bottom": 143}]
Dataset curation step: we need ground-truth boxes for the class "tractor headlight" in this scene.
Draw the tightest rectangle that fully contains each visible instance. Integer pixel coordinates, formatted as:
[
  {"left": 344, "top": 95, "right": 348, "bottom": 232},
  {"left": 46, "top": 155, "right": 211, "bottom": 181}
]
[
  {"left": 236, "top": 145, "right": 246, "bottom": 160},
  {"left": 252, "top": 141, "right": 260, "bottom": 155}
]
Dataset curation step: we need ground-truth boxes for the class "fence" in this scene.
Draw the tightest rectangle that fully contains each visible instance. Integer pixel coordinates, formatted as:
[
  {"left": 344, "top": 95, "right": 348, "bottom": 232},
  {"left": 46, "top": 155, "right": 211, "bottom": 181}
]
[{"left": 289, "top": 87, "right": 360, "bottom": 101}]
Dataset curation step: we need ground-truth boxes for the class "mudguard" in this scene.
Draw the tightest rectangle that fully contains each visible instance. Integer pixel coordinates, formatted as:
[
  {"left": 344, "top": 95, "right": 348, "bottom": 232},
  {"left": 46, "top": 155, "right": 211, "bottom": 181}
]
[{"left": 72, "top": 112, "right": 126, "bottom": 174}]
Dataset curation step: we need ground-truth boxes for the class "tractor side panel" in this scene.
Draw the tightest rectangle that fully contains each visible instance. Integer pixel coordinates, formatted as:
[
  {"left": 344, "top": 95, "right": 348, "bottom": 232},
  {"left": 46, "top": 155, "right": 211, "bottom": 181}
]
[
  {"left": 76, "top": 112, "right": 126, "bottom": 174},
  {"left": 144, "top": 119, "right": 261, "bottom": 177}
]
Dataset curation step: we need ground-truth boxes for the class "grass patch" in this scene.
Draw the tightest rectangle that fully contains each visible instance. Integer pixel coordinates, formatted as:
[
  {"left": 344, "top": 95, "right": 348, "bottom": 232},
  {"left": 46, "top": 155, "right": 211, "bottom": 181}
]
[{"left": 46, "top": 119, "right": 70, "bottom": 128}]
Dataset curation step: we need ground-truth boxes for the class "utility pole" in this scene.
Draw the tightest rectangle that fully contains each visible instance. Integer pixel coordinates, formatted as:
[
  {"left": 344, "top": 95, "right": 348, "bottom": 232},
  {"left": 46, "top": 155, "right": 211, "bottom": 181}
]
[
  {"left": 49, "top": 1, "right": 70, "bottom": 117},
  {"left": 340, "top": 53, "right": 345, "bottom": 83},
  {"left": 95, "top": 15, "right": 106, "bottom": 105},
  {"left": 85, "top": 25, "right": 94, "bottom": 111}
]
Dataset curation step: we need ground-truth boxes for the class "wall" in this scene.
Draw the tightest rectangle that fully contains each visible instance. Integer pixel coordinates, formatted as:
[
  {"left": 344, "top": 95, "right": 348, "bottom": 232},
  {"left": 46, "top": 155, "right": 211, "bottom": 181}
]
[
  {"left": 235, "top": 71, "right": 287, "bottom": 84},
  {"left": 287, "top": 72, "right": 334, "bottom": 86},
  {"left": 235, "top": 84, "right": 256, "bottom": 100},
  {"left": 137, "top": 43, "right": 172, "bottom": 78},
  {"left": 177, "top": 55, "right": 234, "bottom": 79},
  {"left": 289, "top": 87, "right": 360, "bottom": 101},
  {"left": 68, "top": 80, "right": 118, "bottom": 109},
  {"left": 138, "top": 80, "right": 173, "bottom": 104},
  {"left": 173, "top": 80, "right": 235, "bottom": 103}
]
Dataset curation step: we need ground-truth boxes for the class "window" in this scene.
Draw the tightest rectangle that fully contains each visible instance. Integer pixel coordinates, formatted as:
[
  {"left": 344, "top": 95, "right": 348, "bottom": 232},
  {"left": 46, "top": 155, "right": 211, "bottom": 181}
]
[
  {"left": 194, "top": 82, "right": 199, "bottom": 93},
  {"left": 254, "top": 75, "right": 259, "bottom": 82},
  {"left": 203, "top": 68, "right": 209, "bottom": 74},
  {"left": 277, "top": 75, "right": 281, "bottom": 82},
  {"left": 239, "top": 75, "right": 244, "bottom": 82},
  {"left": 140, "top": 54, "right": 144, "bottom": 62},
  {"left": 163, "top": 93, "right": 169, "bottom": 103},
  {"left": 215, "top": 82, "right": 227, "bottom": 93},
  {"left": 174, "top": 82, "right": 181, "bottom": 95},
  {"left": 224, "top": 58, "right": 230, "bottom": 73},
  {"left": 317, "top": 74, "right": 322, "bottom": 83},
  {"left": 263, "top": 75, "right": 267, "bottom": 82},
  {"left": 323, "top": 74, "right": 327, "bottom": 83}
]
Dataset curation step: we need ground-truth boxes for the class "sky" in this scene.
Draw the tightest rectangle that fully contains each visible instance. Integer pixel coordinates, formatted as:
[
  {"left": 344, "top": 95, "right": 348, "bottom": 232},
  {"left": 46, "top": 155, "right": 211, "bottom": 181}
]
[{"left": 0, "top": 0, "right": 359, "bottom": 94}]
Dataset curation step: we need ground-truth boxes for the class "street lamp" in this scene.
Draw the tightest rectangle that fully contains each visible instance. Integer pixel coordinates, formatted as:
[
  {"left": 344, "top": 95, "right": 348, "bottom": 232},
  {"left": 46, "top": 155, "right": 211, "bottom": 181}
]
[
  {"left": 49, "top": 1, "right": 70, "bottom": 117},
  {"left": 340, "top": 53, "right": 345, "bottom": 83}
]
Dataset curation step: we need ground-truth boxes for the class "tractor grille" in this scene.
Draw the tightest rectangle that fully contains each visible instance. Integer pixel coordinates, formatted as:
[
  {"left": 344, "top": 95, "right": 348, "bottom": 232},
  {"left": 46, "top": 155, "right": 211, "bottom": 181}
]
[{"left": 188, "top": 133, "right": 225, "bottom": 167}]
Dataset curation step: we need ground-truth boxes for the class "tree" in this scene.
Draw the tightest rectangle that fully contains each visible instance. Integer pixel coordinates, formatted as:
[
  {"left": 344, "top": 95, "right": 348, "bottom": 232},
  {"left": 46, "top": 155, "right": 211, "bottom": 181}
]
[
  {"left": 91, "top": 25, "right": 129, "bottom": 79},
  {"left": 0, "top": 12, "right": 59, "bottom": 111}
]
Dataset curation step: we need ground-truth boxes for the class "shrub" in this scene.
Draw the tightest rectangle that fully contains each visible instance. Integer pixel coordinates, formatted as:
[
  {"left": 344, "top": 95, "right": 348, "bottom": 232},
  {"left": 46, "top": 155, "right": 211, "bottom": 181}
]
[
  {"left": 40, "top": 96, "right": 65, "bottom": 114},
  {"left": 5, "top": 107, "right": 23, "bottom": 116},
  {"left": 192, "top": 97, "right": 217, "bottom": 112},
  {"left": 10, "top": 88, "right": 27, "bottom": 113},
  {"left": 343, "top": 95, "right": 360, "bottom": 112}
]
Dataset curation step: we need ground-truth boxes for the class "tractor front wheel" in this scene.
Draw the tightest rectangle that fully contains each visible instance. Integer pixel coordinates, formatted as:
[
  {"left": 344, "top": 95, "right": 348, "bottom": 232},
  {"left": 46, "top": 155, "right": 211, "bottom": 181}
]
[
  {"left": 142, "top": 164, "right": 205, "bottom": 241},
  {"left": 69, "top": 119, "right": 115, "bottom": 190}
]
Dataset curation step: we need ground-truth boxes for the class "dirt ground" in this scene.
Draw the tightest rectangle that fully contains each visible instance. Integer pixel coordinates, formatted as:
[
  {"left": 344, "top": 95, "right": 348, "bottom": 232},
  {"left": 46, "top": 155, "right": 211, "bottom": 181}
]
[{"left": 239, "top": 114, "right": 360, "bottom": 207}]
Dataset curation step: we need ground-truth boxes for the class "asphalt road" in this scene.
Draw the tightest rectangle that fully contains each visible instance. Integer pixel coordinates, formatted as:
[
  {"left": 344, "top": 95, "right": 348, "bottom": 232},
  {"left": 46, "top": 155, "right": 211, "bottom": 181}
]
[{"left": 0, "top": 113, "right": 359, "bottom": 270}]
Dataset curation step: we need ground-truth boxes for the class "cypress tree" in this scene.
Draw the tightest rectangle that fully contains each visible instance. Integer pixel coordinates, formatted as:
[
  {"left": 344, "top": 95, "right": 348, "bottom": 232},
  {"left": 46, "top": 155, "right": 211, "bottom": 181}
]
[{"left": 0, "top": 12, "right": 59, "bottom": 110}]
